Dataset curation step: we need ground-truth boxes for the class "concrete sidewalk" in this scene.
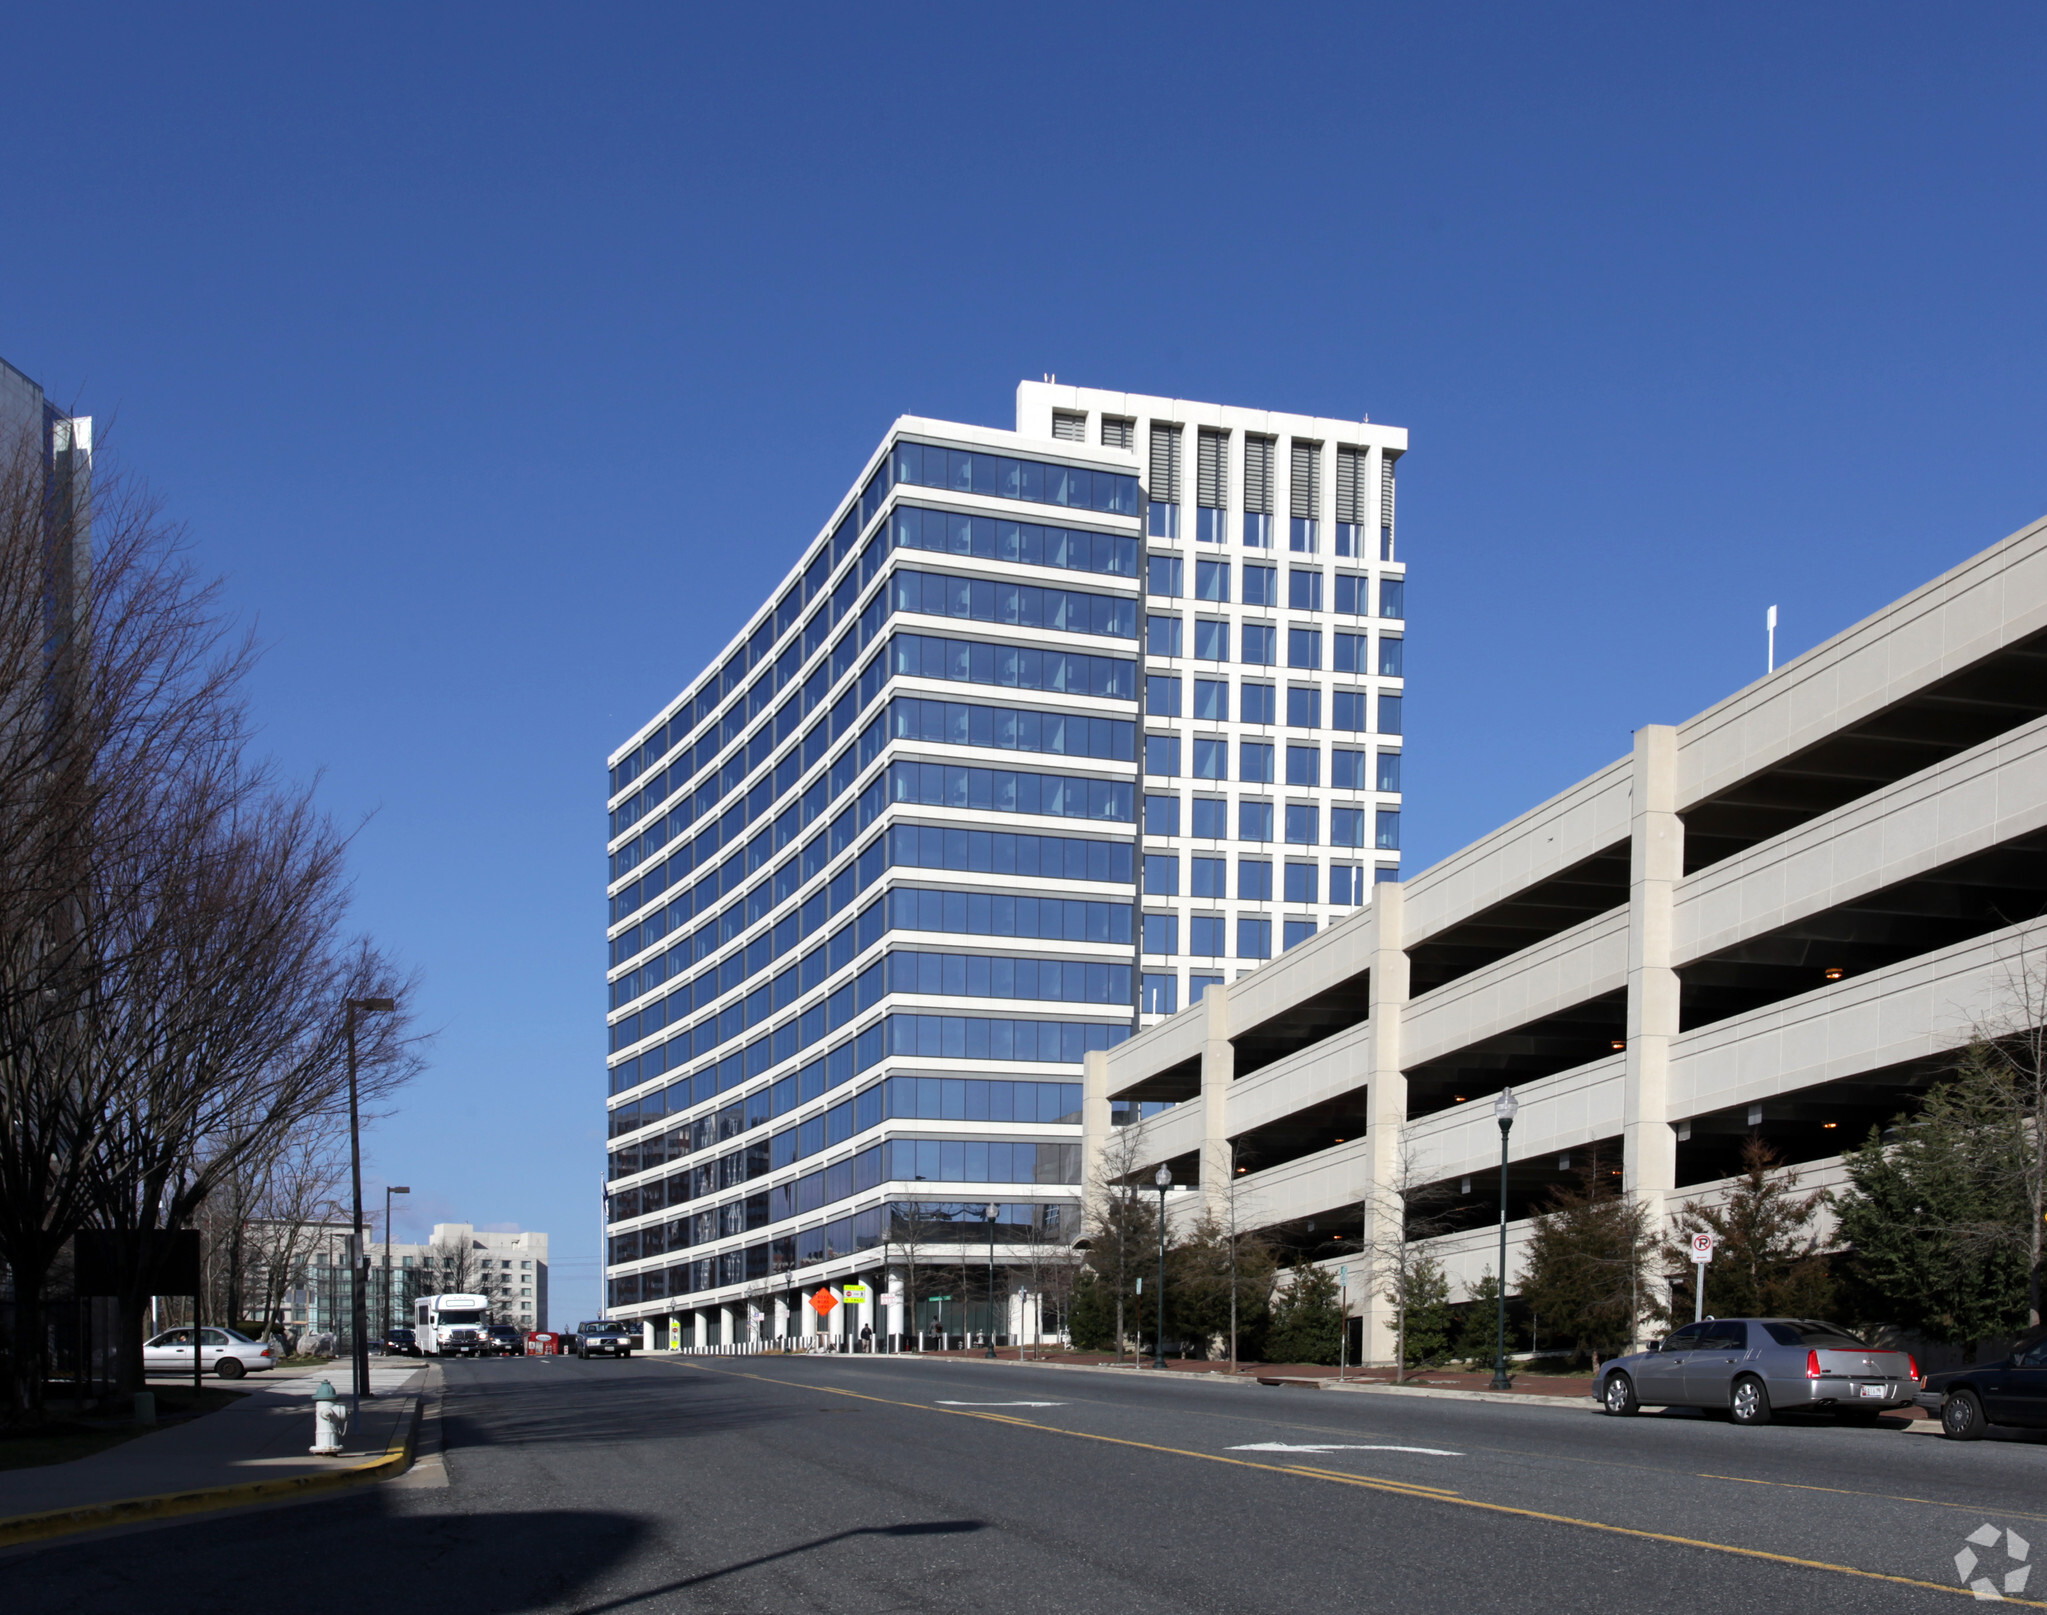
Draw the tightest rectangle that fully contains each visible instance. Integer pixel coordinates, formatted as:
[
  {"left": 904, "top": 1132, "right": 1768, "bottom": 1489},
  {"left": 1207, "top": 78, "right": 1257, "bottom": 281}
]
[{"left": 0, "top": 1359, "right": 430, "bottom": 1549}]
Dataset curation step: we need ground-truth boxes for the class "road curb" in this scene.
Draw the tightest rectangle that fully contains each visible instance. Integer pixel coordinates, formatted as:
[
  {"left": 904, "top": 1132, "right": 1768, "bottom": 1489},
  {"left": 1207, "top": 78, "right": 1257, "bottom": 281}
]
[
  {"left": 1321, "top": 1380, "right": 1596, "bottom": 1410},
  {"left": 0, "top": 1376, "right": 427, "bottom": 1551}
]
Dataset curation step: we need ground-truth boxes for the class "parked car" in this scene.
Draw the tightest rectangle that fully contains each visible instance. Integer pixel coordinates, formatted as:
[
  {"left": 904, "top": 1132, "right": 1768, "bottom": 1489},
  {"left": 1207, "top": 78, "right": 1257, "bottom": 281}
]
[
  {"left": 143, "top": 1326, "right": 278, "bottom": 1380},
  {"left": 574, "top": 1320, "right": 637, "bottom": 1359},
  {"left": 1597, "top": 1318, "right": 1919, "bottom": 1425},
  {"left": 482, "top": 1325, "right": 526, "bottom": 1356},
  {"left": 1917, "top": 1328, "right": 2047, "bottom": 1438},
  {"left": 383, "top": 1327, "right": 421, "bottom": 1358}
]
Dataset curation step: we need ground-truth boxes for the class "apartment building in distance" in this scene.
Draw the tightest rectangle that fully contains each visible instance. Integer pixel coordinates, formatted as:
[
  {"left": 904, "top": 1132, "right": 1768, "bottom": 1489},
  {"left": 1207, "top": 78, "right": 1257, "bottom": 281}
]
[
  {"left": 1090, "top": 507, "right": 2047, "bottom": 1361},
  {"left": 602, "top": 382, "right": 1409, "bottom": 1345}
]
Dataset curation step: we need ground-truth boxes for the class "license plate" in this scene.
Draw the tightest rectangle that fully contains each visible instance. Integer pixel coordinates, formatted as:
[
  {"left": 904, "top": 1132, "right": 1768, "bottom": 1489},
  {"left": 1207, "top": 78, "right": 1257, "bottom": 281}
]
[{"left": 1859, "top": 1383, "right": 1888, "bottom": 1399}]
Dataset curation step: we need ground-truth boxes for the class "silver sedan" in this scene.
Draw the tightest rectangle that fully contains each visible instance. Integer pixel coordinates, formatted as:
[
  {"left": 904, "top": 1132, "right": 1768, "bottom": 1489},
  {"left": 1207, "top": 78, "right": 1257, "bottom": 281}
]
[{"left": 1597, "top": 1318, "right": 1919, "bottom": 1425}]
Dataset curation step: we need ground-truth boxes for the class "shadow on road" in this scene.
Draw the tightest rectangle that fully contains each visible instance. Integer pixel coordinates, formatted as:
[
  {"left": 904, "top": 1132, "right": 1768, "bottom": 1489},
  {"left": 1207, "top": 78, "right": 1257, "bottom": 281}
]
[
  {"left": 569, "top": 1519, "right": 987, "bottom": 1614},
  {"left": 7, "top": 1501, "right": 654, "bottom": 1612}
]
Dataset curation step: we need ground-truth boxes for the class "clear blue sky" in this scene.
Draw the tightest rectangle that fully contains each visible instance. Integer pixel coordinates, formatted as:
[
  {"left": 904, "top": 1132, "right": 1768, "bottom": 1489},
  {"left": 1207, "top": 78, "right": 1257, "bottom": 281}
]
[{"left": 5, "top": 5, "right": 2044, "bottom": 1322}]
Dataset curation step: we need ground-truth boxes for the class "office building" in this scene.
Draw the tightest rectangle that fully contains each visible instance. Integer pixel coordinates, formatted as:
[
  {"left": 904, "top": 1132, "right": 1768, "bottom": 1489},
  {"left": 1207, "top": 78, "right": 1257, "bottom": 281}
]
[
  {"left": 1089, "top": 507, "right": 2047, "bottom": 1361},
  {"left": 602, "top": 383, "right": 1409, "bottom": 1345}
]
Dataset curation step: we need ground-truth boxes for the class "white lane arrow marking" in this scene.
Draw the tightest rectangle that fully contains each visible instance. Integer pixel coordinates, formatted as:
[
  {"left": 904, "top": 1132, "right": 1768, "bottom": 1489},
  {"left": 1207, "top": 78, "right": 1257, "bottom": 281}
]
[
  {"left": 1229, "top": 1443, "right": 1463, "bottom": 1456},
  {"left": 936, "top": 1400, "right": 1066, "bottom": 1407}
]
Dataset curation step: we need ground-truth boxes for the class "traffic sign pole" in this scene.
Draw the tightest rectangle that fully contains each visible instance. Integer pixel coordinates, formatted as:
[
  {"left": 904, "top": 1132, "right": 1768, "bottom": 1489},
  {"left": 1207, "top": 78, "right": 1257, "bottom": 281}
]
[{"left": 1689, "top": 1232, "right": 1716, "bottom": 1322}]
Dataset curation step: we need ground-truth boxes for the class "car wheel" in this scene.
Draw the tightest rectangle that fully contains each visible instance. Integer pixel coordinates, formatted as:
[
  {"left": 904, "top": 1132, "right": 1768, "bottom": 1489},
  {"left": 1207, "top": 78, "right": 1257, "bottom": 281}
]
[
  {"left": 1601, "top": 1372, "right": 1639, "bottom": 1416},
  {"left": 215, "top": 1358, "right": 245, "bottom": 1381},
  {"left": 1941, "top": 1388, "right": 1988, "bottom": 1441},
  {"left": 1729, "top": 1374, "right": 1772, "bottom": 1426}
]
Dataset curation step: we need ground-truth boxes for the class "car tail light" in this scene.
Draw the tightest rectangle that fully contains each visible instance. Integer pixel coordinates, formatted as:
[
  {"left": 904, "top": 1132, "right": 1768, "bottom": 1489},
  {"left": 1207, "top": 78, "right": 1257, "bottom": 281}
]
[
  {"left": 1806, "top": 1350, "right": 1824, "bottom": 1379},
  {"left": 1908, "top": 1355, "right": 1920, "bottom": 1382}
]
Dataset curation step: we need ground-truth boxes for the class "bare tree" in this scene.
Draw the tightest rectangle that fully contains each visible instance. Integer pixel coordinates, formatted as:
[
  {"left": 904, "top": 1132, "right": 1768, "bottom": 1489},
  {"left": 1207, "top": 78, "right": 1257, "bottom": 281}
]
[
  {"left": 1361, "top": 1127, "right": 1458, "bottom": 1383},
  {"left": 1014, "top": 1201, "right": 1082, "bottom": 1358},
  {"left": 1082, "top": 1113, "right": 1158, "bottom": 1363}
]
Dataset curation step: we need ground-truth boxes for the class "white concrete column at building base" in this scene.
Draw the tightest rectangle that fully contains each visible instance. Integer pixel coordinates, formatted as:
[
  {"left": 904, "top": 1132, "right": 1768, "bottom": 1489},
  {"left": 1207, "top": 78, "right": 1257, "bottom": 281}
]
[
  {"left": 1359, "top": 886, "right": 1410, "bottom": 1367},
  {"left": 886, "top": 1267, "right": 905, "bottom": 1344},
  {"left": 772, "top": 1296, "right": 790, "bottom": 1340},
  {"left": 1200, "top": 985, "right": 1234, "bottom": 1224},
  {"left": 1622, "top": 723, "right": 1682, "bottom": 1312},
  {"left": 719, "top": 1303, "right": 736, "bottom": 1347}
]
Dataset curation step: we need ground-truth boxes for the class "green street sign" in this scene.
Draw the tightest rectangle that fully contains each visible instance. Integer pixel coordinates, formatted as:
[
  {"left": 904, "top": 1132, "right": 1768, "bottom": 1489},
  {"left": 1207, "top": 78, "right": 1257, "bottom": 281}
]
[{"left": 927, "top": 1295, "right": 953, "bottom": 1302}]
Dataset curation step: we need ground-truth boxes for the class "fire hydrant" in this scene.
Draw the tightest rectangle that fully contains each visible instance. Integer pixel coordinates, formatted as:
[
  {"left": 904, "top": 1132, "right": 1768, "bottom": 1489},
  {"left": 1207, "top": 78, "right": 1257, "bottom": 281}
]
[{"left": 309, "top": 1379, "right": 348, "bottom": 1455}]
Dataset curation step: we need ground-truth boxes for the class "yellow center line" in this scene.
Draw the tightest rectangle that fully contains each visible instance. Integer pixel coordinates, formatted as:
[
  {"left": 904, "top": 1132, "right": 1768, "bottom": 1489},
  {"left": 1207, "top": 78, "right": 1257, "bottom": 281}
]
[
  {"left": 667, "top": 1359, "right": 2044, "bottom": 1608},
  {"left": 1696, "top": 1472, "right": 2047, "bottom": 1525}
]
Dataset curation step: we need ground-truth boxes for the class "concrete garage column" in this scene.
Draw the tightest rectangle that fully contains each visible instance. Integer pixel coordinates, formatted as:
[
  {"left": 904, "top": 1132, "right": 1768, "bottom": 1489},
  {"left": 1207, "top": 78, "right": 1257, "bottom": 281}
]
[
  {"left": 1199, "top": 984, "right": 1234, "bottom": 1223},
  {"left": 1082, "top": 1048, "right": 1113, "bottom": 1198},
  {"left": 1622, "top": 722, "right": 1683, "bottom": 1339},
  {"left": 719, "top": 1303, "right": 737, "bottom": 1348},
  {"left": 1359, "top": 886, "right": 1410, "bottom": 1366},
  {"left": 772, "top": 1295, "right": 789, "bottom": 1342}
]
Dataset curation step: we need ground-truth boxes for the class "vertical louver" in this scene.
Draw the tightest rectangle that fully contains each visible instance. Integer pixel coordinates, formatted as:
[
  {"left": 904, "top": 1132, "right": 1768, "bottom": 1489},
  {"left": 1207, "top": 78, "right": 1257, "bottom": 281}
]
[
  {"left": 1243, "top": 436, "right": 1274, "bottom": 515},
  {"left": 1336, "top": 446, "right": 1365, "bottom": 524},
  {"left": 1290, "top": 441, "right": 1320, "bottom": 519},
  {"left": 1197, "top": 428, "right": 1229, "bottom": 508},
  {"left": 1380, "top": 450, "right": 1398, "bottom": 529},
  {"left": 1149, "top": 423, "right": 1182, "bottom": 504},
  {"left": 1101, "top": 416, "right": 1133, "bottom": 449}
]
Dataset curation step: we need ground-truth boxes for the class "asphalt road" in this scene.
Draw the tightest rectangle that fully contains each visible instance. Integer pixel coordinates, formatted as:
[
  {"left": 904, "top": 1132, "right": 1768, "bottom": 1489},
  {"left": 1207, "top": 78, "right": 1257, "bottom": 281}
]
[{"left": 9, "top": 1353, "right": 2046, "bottom": 1613}]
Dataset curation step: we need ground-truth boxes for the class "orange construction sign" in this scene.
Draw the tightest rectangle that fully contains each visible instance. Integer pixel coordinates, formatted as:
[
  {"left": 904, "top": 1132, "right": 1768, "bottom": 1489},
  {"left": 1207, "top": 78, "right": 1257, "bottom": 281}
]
[{"left": 810, "top": 1288, "right": 838, "bottom": 1317}]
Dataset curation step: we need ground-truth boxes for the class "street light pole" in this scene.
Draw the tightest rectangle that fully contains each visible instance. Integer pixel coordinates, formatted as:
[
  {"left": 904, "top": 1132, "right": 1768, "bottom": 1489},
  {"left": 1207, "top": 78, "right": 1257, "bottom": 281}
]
[
  {"left": 1490, "top": 1087, "right": 1519, "bottom": 1392},
  {"left": 984, "top": 1203, "right": 999, "bottom": 1358},
  {"left": 345, "top": 996, "right": 396, "bottom": 1427},
  {"left": 1152, "top": 1166, "right": 1172, "bottom": 1371},
  {"left": 383, "top": 1185, "right": 410, "bottom": 1344}
]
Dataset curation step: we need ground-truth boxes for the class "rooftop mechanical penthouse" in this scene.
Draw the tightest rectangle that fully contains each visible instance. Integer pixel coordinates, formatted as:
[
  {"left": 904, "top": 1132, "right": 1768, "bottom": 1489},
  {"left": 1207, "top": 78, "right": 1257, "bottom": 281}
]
[
  {"left": 1087, "top": 506, "right": 2047, "bottom": 1364},
  {"left": 602, "top": 383, "right": 1408, "bottom": 1346}
]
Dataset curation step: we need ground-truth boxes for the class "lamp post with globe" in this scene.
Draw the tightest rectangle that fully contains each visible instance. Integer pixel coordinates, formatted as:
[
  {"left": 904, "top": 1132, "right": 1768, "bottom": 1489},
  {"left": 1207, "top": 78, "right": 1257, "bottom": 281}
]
[{"left": 1489, "top": 1087, "right": 1519, "bottom": 1391}]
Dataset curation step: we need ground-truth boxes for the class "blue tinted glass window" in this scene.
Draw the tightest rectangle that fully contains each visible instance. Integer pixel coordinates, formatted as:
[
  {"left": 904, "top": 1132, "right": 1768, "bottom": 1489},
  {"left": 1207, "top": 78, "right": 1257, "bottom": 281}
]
[
  {"left": 1331, "top": 807, "right": 1366, "bottom": 847},
  {"left": 1195, "top": 559, "right": 1230, "bottom": 602},
  {"left": 1283, "top": 919, "right": 1318, "bottom": 951},
  {"left": 1192, "top": 797, "right": 1228, "bottom": 839},
  {"left": 1146, "top": 675, "right": 1182, "bottom": 717},
  {"left": 1190, "top": 855, "right": 1226, "bottom": 898},
  {"left": 1287, "top": 687, "right": 1322, "bottom": 728},
  {"left": 1288, "top": 629, "right": 1322, "bottom": 670},
  {"left": 1332, "top": 749, "right": 1366, "bottom": 790},
  {"left": 1145, "top": 734, "right": 1181, "bottom": 777},
  {"left": 1243, "top": 565, "right": 1276, "bottom": 605},
  {"left": 1148, "top": 556, "right": 1183, "bottom": 597},
  {"left": 1237, "top": 917, "right": 1272, "bottom": 960},
  {"left": 1240, "top": 682, "right": 1276, "bottom": 724},
  {"left": 1380, "top": 577, "right": 1405, "bottom": 619},
  {"left": 1144, "top": 792, "right": 1181, "bottom": 835},
  {"left": 1143, "top": 913, "right": 1178, "bottom": 955},
  {"left": 1376, "top": 750, "right": 1402, "bottom": 793},
  {"left": 1193, "top": 678, "right": 1228, "bottom": 721},
  {"left": 1284, "top": 862, "right": 1318, "bottom": 904},
  {"left": 1190, "top": 914, "right": 1225, "bottom": 957},
  {"left": 1377, "top": 694, "right": 1403, "bottom": 735},
  {"left": 1285, "top": 745, "right": 1320, "bottom": 786},
  {"left": 1379, "top": 635, "right": 1403, "bottom": 677},
  {"left": 1376, "top": 810, "right": 1401, "bottom": 850},
  {"left": 1194, "top": 619, "right": 1229, "bottom": 662},
  {"left": 1239, "top": 742, "right": 1274, "bottom": 783},
  {"left": 1143, "top": 854, "right": 1180, "bottom": 895},
  {"left": 1148, "top": 614, "right": 1184, "bottom": 657},
  {"left": 1141, "top": 972, "right": 1178, "bottom": 1014},
  {"left": 1329, "top": 864, "right": 1362, "bottom": 905},
  {"left": 1334, "top": 632, "right": 1365, "bottom": 673},
  {"left": 1288, "top": 570, "right": 1323, "bottom": 611},
  {"left": 1237, "top": 858, "right": 1273, "bottom": 900},
  {"left": 1241, "top": 625, "right": 1276, "bottom": 665},
  {"left": 1239, "top": 801, "right": 1273, "bottom": 842},
  {"left": 1285, "top": 804, "right": 1320, "bottom": 846},
  {"left": 1193, "top": 737, "right": 1226, "bottom": 780}
]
